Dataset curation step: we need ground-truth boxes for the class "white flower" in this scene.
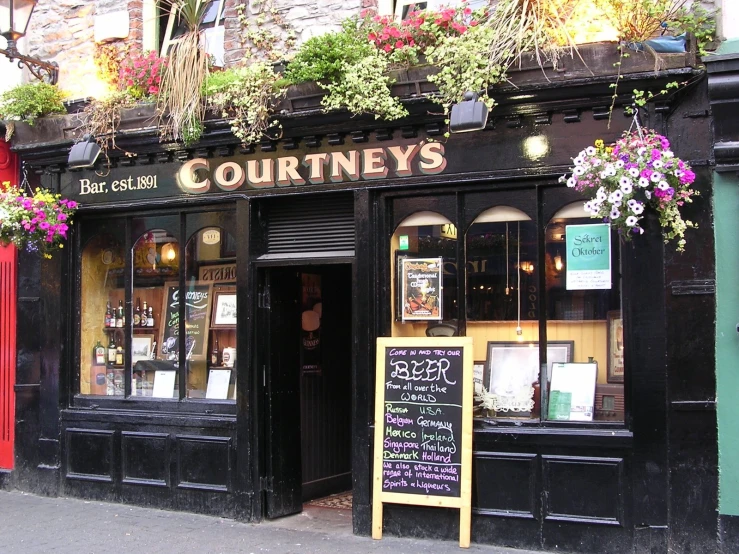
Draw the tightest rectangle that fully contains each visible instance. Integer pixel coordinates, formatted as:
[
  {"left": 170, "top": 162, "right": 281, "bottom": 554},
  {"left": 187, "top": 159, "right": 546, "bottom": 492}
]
[
  {"left": 657, "top": 180, "right": 670, "bottom": 191},
  {"left": 632, "top": 202, "right": 644, "bottom": 215},
  {"left": 628, "top": 167, "right": 640, "bottom": 178},
  {"left": 596, "top": 190, "right": 607, "bottom": 202},
  {"left": 627, "top": 199, "right": 637, "bottom": 209},
  {"left": 638, "top": 177, "right": 650, "bottom": 188},
  {"left": 608, "top": 190, "right": 623, "bottom": 203},
  {"left": 650, "top": 171, "right": 663, "bottom": 182},
  {"left": 591, "top": 158, "right": 602, "bottom": 167},
  {"left": 574, "top": 155, "right": 585, "bottom": 166},
  {"left": 619, "top": 176, "right": 631, "bottom": 187},
  {"left": 605, "top": 165, "right": 616, "bottom": 176},
  {"left": 573, "top": 166, "right": 585, "bottom": 176},
  {"left": 615, "top": 159, "right": 625, "bottom": 169},
  {"left": 620, "top": 182, "right": 633, "bottom": 194},
  {"left": 600, "top": 171, "right": 608, "bottom": 180},
  {"left": 637, "top": 147, "right": 647, "bottom": 156},
  {"left": 610, "top": 208, "right": 620, "bottom": 219},
  {"left": 567, "top": 177, "right": 577, "bottom": 188},
  {"left": 675, "top": 169, "right": 683, "bottom": 178},
  {"left": 645, "top": 190, "right": 652, "bottom": 199},
  {"left": 585, "top": 146, "right": 596, "bottom": 155},
  {"left": 652, "top": 159, "right": 663, "bottom": 169},
  {"left": 612, "top": 200, "right": 622, "bottom": 208},
  {"left": 663, "top": 150, "right": 674, "bottom": 158},
  {"left": 625, "top": 216, "right": 638, "bottom": 227}
]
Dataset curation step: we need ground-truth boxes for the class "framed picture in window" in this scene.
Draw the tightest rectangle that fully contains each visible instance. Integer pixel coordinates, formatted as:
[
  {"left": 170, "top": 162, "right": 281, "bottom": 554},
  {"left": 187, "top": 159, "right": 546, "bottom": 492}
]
[
  {"left": 485, "top": 340, "right": 574, "bottom": 393},
  {"left": 607, "top": 310, "right": 624, "bottom": 383},
  {"left": 212, "top": 291, "right": 237, "bottom": 328},
  {"left": 131, "top": 335, "right": 154, "bottom": 364}
]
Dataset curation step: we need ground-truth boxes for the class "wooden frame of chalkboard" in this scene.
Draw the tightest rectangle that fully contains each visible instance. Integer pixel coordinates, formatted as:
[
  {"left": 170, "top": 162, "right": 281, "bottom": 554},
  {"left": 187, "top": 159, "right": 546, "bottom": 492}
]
[
  {"left": 159, "top": 281, "right": 213, "bottom": 362},
  {"left": 372, "top": 336, "right": 474, "bottom": 548}
]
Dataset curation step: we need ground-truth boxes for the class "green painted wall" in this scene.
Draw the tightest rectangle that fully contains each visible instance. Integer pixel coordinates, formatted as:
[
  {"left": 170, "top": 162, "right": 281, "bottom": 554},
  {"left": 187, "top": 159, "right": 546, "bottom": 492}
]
[{"left": 716, "top": 171, "right": 739, "bottom": 515}]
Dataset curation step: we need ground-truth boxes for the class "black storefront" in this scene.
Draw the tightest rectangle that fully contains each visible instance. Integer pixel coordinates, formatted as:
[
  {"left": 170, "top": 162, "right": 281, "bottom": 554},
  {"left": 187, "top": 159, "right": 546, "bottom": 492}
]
[{"left": 3, "top": 49, "right": 718, "bottom": 553}]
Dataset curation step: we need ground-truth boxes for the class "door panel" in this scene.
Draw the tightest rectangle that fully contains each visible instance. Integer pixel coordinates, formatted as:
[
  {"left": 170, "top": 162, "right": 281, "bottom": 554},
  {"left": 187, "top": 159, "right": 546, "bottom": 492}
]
[{"left": 263, "top": 267, "right": 303, "bottom": 519}]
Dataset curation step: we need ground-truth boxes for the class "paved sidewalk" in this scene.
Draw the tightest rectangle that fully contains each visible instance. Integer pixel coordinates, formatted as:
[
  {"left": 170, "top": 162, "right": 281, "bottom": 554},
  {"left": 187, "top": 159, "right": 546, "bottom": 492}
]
[{"left": 0, "top": 490, "right": 544, "bottom": 554}]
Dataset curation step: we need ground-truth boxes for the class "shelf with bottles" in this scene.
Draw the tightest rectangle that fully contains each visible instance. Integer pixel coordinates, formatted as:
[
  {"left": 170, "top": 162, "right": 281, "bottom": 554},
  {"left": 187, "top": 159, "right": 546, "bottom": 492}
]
[{"left": 207, "top": 328, "right": 236, "bottom": 370}]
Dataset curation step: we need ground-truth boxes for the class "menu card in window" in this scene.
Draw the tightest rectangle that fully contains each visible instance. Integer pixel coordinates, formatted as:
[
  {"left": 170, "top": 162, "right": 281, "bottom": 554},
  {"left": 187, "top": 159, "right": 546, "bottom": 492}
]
[{"left": 547, "top": 362, "right": 597, "bottom": 421}]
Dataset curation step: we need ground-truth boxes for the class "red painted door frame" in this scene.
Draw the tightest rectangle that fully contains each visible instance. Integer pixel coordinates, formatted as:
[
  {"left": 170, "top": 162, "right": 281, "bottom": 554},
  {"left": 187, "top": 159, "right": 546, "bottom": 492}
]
[{"left": 0, "top": 138, "right": 19, "bottom": 469}]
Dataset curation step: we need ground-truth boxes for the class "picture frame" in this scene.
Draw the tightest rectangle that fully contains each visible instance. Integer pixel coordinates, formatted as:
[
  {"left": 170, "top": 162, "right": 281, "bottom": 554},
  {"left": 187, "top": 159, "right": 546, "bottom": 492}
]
[
  {"left": 394, "top": 251, "right": 414, "bottom": 321},
  {"left": 400, "top": 257, "right": 443, "bottom": 322},
  {"left": 485, "top": 340, "right": 574, "bottom": 393},
  {"left": 131, "top": 335, "right": 154, "bottom": 364},
  {"left": 212, "top": 291, "right": 237, "bottom": 328},
  {"left": 607, "top": 310, "right": 624, "bottom": 383}
]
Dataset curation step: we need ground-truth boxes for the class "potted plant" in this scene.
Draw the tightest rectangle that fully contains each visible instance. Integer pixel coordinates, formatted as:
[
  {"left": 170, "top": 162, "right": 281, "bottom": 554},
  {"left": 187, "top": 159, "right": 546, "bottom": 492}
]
[
  {"left": 0, "top": 182, "right": 77, "bottom": 259},
  {"left": 561, "top": 125, "right": 698, "bottom": 251}
]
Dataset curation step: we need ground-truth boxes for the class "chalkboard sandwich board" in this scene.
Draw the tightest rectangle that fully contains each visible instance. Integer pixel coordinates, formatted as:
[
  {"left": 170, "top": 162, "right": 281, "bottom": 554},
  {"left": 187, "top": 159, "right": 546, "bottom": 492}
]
[{"left": 372, "top": 336, "right": 474, "bottom": 548}]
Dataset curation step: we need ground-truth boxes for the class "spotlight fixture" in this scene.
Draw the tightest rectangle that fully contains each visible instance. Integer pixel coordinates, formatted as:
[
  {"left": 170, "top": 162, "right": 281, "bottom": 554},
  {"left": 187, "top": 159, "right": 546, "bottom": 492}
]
[
  {"left": 0, "top": 0, "right": 59, "bottom": 84},
  {"left": 68, "top": 135, "right": 101, "bottom": 169},
  {"left": 449, "top": 91, "right": 489, "bottom": 133},
  {"left": 554, "top": 253, "right": 563, "bottom": 272}
]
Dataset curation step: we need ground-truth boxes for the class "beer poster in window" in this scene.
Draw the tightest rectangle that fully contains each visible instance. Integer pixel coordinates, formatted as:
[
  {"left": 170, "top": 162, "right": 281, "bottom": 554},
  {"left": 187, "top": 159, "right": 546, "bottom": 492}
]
[
  {"left": 300, "top": 273, "right": 322, "bottom": 375},
  {"left": 400, "top": 258, "right": 443, "bottom": 321},
  {"left": 159, "top": 281, "right": 212, "bottom": 362}
]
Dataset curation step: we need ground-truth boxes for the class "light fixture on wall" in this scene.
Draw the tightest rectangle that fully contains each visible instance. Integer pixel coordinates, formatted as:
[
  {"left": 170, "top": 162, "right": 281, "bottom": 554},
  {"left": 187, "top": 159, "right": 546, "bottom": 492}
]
[
  {"left": 0, "top": 0, "right": 59, "bottom": 84},
  {"left": 554, "top": 252, "right": 563, "bottom": 272},
  {"left": 449, "top": 91, "right": 489, "bottom": 133},
  {"left": 161, "top": 242, "right": 177, "bottom": 263},
  {"left": 68, "top": 135, "right": 101, "bottom": 169},
  {"left": 520, "top": 261, "right": 534, "bottom": 274}
]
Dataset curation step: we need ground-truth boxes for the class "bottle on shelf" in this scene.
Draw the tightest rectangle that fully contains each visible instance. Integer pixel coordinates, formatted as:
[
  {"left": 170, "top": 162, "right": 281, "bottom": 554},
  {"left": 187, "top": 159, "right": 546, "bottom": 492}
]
[
  {"left": 115, "top": 345, "right": 124, "bottom": 366},
  {"left": 147, "top": 306, "right": 154, "bottom": 327},
  {"left": 211, "top": 337, "right": 220, "bottom": 367},
  {"left": 104, "top": 300, "right": 113, "bottom": 328},
  {"left": 134, "top": 298, "right": 141, "bottom": 327},
  {"left": 94, "top": 340, "right": 106, "bottom": 365},
  {"left": 116, "top": 300, "right": 124, "bottom": 328},
  {"left": 141, "top": 301, "right": 149, "bottom": 327},
  {"left": 107, "top": 337, "right": 117, "bottom": 366}
]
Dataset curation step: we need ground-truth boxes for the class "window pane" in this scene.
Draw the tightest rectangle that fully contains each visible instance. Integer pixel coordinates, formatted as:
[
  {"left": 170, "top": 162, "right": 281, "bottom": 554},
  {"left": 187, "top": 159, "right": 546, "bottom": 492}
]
[
  {"left": 465, "top": 214, "right": 540, "bottom": 420},
  {"left": 80, "top": 233, "right": 125, "bottom": 396},
  {"left": 132, "top": 229, "right": 179, "bottom": 398},
  {"left": 543, "top": 213, "right": 623, "bottom": 423},
  {"left": 185, "top": 227, "right": 236, "bottom": 401}
]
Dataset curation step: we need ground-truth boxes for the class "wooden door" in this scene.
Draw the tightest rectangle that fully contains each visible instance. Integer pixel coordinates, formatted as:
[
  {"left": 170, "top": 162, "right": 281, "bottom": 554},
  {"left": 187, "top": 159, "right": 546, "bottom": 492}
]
[{"left": 262, "top": 267, "right": 303, "bottom": 518}]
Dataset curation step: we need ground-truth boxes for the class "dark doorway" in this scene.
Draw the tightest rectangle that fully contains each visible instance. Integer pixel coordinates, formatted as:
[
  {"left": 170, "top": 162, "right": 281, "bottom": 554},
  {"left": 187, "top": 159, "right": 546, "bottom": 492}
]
[{"left": 260, "top": 264, "right": 353, "bottom": 519}]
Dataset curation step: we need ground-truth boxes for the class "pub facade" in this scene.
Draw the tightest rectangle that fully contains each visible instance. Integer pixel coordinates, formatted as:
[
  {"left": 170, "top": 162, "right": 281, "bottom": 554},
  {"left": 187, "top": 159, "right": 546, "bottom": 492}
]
[{"left": 0, "top": 9, "right": 721, "bottom": 554}]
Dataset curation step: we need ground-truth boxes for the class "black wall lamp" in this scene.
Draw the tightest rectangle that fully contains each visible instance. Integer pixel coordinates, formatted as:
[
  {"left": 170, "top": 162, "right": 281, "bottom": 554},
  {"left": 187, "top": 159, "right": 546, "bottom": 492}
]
[
  {"left": 68, "top": 135, "right": 101, "bottom": 169},
  {"left": 449, "top": 91, "right": 489, "bottom": 133},
  {"left": 0, "top": 0, "right": 59, "bottom": 84}
]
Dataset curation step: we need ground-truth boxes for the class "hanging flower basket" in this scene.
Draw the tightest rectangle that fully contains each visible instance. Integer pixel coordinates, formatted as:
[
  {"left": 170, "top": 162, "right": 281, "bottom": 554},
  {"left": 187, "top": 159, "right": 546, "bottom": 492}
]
[
  {"left": 0, "top": 182, "right": 76, "bottom": 258},
  {"left": 560, "top": 128, "right": 698, "bottom": 251}
]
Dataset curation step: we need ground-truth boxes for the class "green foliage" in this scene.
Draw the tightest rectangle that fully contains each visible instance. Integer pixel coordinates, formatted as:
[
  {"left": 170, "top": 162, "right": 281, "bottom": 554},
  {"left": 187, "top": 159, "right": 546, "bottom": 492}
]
[
  {"left": 0, "top": 82, "right": 66, "bottom": 125},
  {"left": 283, "top": 24, "right": 372, "bottom": 85},
  {"left": 671, "top": 4, "right": 717, "bottom": 57},
  {"left": 204, "top": 63, "right": 286, "bottom": 145},
  {"left": 321, "top": 53, "right": 408, "bottom": 121}
]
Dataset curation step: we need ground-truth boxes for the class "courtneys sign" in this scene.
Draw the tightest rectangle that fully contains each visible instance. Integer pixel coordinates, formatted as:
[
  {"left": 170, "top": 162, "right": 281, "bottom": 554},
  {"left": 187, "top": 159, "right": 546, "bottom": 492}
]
[
  {"left": 176, "top": 142, "right": 446, "bottom": 193},
  {"left": 67, "top": 141, "right": 447, "bottom": 201}
]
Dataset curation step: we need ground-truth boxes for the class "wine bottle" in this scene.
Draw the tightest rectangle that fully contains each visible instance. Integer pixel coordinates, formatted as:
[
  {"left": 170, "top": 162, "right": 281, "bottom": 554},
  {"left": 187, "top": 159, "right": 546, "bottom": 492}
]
[
  {"left": 116, "top": 300, "right": 124, "bottom": 328},
  {"left": 107, "top": 337, "right": 117, "bottom": 366},
  {"left": 141, "top": 301, "right": 149, "bottom": 327},
  {"left": 147, "top": 306, "right": 154, "bottom": 327},
  {"left": 104, "top": 301, "right": 113, "bottom": 328},
  {"left": 134, "top": 298, "right": 141, "bottom": 327},
  {"left": 115, "top": 346, "right": 124, "bottom": 366},
  {"left": 94, "top": 340, "right": 106, "bottom": 365},
  {"left": 211, "top": 337, "right": 220, "bottom": 366}
]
